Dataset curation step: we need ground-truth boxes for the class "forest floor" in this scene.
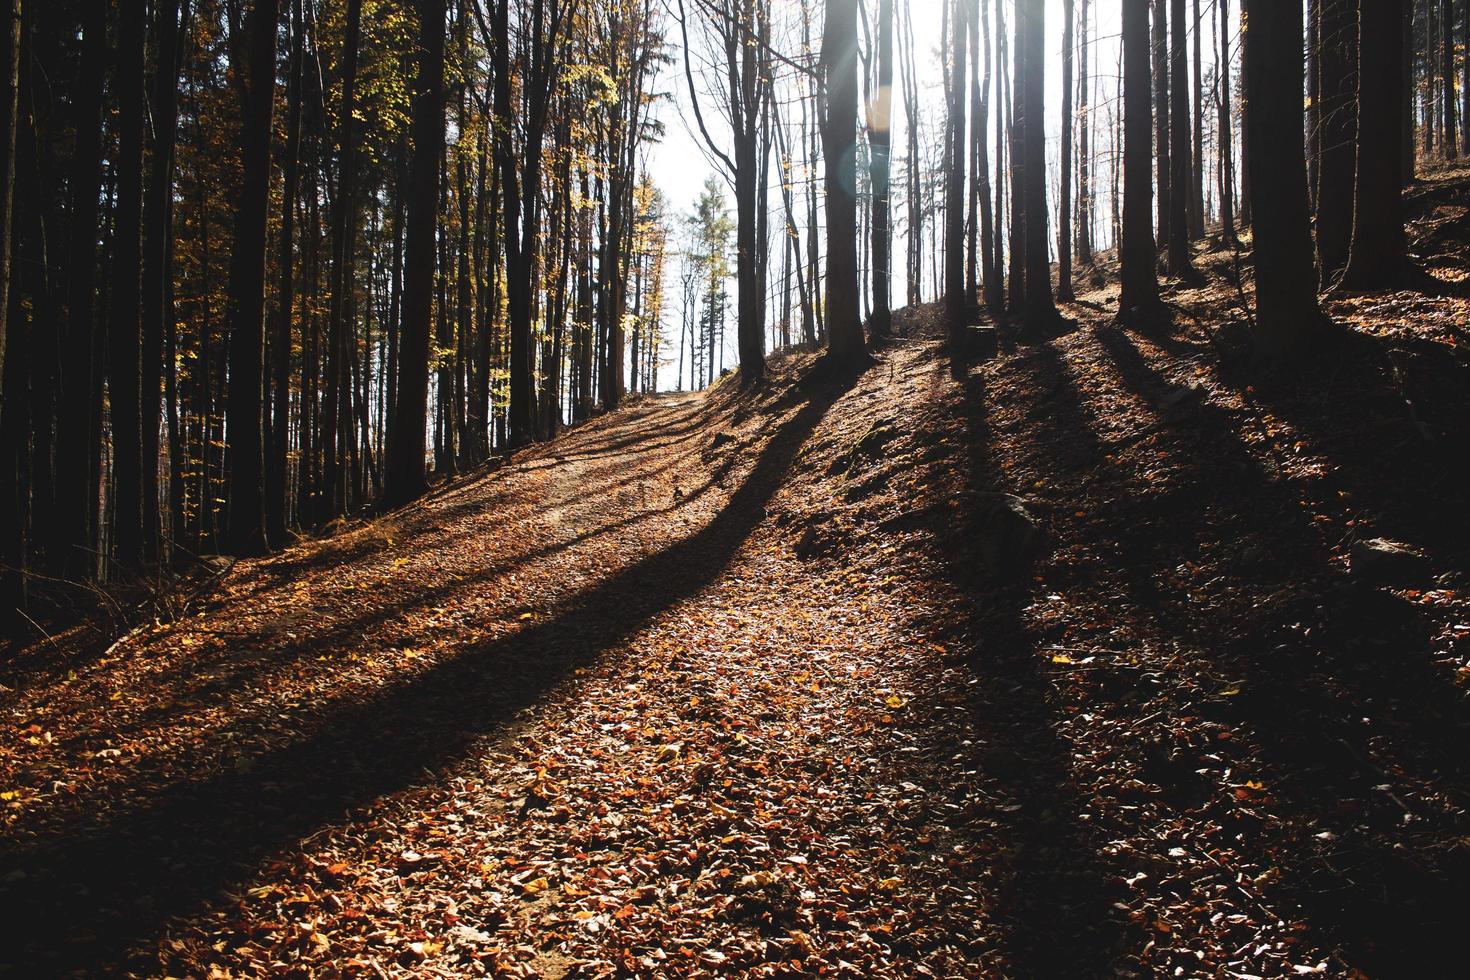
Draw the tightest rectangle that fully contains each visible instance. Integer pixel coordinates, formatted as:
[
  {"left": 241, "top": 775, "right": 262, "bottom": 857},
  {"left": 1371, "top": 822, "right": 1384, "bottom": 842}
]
[{"left": 5, "top": 171, "right": 1470, "bottom": 979}]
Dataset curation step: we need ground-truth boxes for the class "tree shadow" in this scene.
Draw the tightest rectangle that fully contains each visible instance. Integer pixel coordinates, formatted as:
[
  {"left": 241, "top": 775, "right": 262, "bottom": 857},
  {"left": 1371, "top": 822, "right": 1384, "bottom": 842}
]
[
  {"left": 903, "top": 347, "right": 1129, "bottom": 976},
  {"left": 1094, "top": 328, "right": 1470, "bottom": 973},
  {"left": 0, "top": 371, "right": 855, "bottom": 976}
]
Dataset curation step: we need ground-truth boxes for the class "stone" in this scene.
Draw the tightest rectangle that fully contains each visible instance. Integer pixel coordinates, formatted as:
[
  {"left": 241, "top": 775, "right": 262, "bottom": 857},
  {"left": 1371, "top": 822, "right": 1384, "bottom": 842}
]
[
  {"left": 1350, "top": 537, "right": 1431, "bottom": 583},
  {"left": 972, "top": 492, "right": 1050, "bottom": 581}
]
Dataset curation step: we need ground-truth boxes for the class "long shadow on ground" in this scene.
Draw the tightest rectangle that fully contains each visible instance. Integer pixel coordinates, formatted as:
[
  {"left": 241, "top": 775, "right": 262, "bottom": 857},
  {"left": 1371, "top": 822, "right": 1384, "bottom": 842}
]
[
  {"left": 0, "top": 371, "right": 854, "bottom": 976},
  {"left": 907, "top": 345, "right": 1128, "bottom": 977}
]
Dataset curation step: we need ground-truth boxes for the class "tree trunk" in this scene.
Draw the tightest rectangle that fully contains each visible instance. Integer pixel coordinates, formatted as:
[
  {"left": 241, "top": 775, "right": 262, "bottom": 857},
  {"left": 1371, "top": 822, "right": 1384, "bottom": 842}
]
[
  {"left": 822, "top": 0, "right": 867, "bottom": 364},
  {"left": 945, "top": 0, "right": 969, "bottom": 338},
  {"left": 1058, "top": 0, "right": 1075, "bottom": 300},
  {"left": 1119, "top": 0, "right": 1163, "bottom": 322},
  {"left": 0, "top": 0, "right": 17, "bottom": 427},
  {"left": 1316, "top": 0, "right": 1357, "bottom": 279},
  {"left": 1442, "top": 0, "right": 1457, "bottom": 157},
  {"left": 1342, "top": 0, "right": 1409, "bottom": 288},
  {"left": 870, "top": 0, "right": 893, "bottom": 338},
  {"left": 142, "top": 0, "right": 187, "bottom": 562},
  {"left": 1218, "top": 0, "right": 1237, "bottom": 244},
  {"left": 1019, "top": 0, "right": 1056, "bottom": 330},
  {"left": 54, "top": 0, "right": 105, "bottom": 579},
  {"left": 1167, "top": 0, "right": 1196, "bottom": 277},
  {"left": 1191, "top": 0, "right": 1204, "bottom": 238},
  {"left": 1153, "top": 0, "right": 1170, "bottom": 250},
  {"left": 109, "top": 0, "right": 147, "bottom": 569},
  {"left": 381, "top": 0, "right": 446, "bottom": 507},
  {"left": 1078, "top": 0, "right": 1094, "bottom": 266},
  {"left": 1243, "top": 0, "right": 1325, "bottom": 360},
  {"left": 268, "top": 0, "right": 303, "bottom": 538},
  {"left": 224, "top": 0, "right": 281, "bottom": 555}
]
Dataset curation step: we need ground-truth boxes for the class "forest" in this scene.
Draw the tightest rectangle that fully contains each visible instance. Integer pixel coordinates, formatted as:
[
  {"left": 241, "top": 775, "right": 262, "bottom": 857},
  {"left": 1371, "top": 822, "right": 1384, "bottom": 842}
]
[{"left": 2, "top": 0, "right": 1469, "bottom": 976}]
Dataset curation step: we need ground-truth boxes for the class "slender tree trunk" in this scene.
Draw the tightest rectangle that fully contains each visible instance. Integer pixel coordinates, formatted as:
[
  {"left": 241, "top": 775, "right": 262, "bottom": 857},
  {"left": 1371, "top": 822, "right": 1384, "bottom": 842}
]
[
  {"left": 945, "top": 0, "right": 969, "bottom": 337},
  {"left": 1218, "top": 0, "right": 1237, "bottom": 244},
  {"left": 1463, "top": 0, "right": 1469, "bottom": 156},
  {"left": 224, "top": 0, "right": 281, "bottom": 554},
  {"left": 1191, "top": 0, "right": 1204, "bottom": 238},
  {"left": 1119, "top": 0, "right": 1163, "bottom": 323},
  {"left": 1342, "top": 0, "right": 1409, "bottom": 288},
  {"left": 870, "top": 0, "right": 893, "bottom": 338},
  {"left": 109, "top": 0, "right": 146, "bottom": 569},
  {"left": 142, "top": 0, "right": 188, "bottom": 564},
  {"left": 1153, "top": 0, "right": 1171, "bottom": 250},
  {"left": 1243, "top": 0, "right": 1325, "bottom": 360},
  {"left": 268, "top": 0, "right": 302, "bottom": 539},
  {"left": 1316, "top": 0, "right": 1357, "bottom": 279},
  {"left": 1404, "top": 0, "right": 1416, "bottom": 180},
  {"left": 1019, "top": 0, "right": 1055, "bottom": 330},
  {"left": 0, "top": 0, "right": 17, "bottom": 425},
  {"left": 382, "top": 0, "right": 446, "bottom": 507},
  {"left": 1078, "top": 0, "right": 1094, "bottom": 266},
  {"left": 1059, "top": 0, "right": 1075, "bottom": 301},
  {"left": 1167, "top": 0, "right": 1196, "bottom": 277},
  {"left": 1443, "top": 0, "right": 1457, "bottom": 157},
  {"left": 822, "top": 0, "right": 867, "bottom": 365}
]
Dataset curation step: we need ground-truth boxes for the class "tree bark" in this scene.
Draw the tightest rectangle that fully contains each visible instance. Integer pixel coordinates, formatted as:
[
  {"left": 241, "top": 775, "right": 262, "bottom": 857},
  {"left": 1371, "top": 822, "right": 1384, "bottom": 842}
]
[
  {"left": 1218, "top": 0, "right": 1237, "bottom": 244},
  {"left": 142, "top": 0, "right": 187, "bottom": 562},
  {"left": 945, "top": 0, "right": 969, "bottom": 337},
  {"left": 53, "top": 0, "right": 104, "bottom": 577},
  {"left": 268, "top": 0, "right": 303, "bottom": 538},
  {"left": 1442, "top": 0, "right": 1457, "bottom": 157},
  {"left": 1316, "top": 0, "right": 1357, "bottom": 279},
  {"left": 1243, "top": 0, "right": 1325, "bottom": 360},
  {"left": 1058, "top": 0, "right": 1075, "bottom": 300},
  {"left": 1119, "top": 0, "right": 1164, "bottom": 322},
  {"left": 224, "top": 0, "right": 281, "bottom": 554},
  {"left": 1019, "top": 0, "right": 1056, "bottom": 330},
  {"left": 0, "top": 0, "right": 17, "bottom": 425},
  {"left": 1342, "top": 0, "right": 1409, "bottom": 288},
  {"left": 110, "top": 0, "right": 147, "bottom": 569},
  {"left": 382, "top": 0, "right": 446, "bottom": 507},
  {"left": 870, "top": 0, "right": 893, "bottom": 337},
  {"left": 822, "top": 0, "right": 867, "bottom": 364},
  {"left": 1167, "top": 0, "right": 1196, "bottom": 277},
  {"left": 1153, "top": 0, "right": 1170, "bottom": 249}
]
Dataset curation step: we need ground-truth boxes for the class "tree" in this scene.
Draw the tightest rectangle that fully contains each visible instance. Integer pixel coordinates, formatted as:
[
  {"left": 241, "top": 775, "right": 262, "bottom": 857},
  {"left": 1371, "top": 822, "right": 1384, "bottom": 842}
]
[
  {"left": 1119, "top": 0, "right": 1164, "bottom": 324},
  {"left": 1341, "top": 0, "right": 1409, "bottom": 288},
  {"left": 1243, "top": 0, "right": 1325, "bottom": 360},
  {"left": 268, "top": 0, "right": 304, "bottom": 539},
  {"left": 383, "top": 0, "right": 446, "bottom": 507},
  {"left": 142, "top": 0, "right": 188, "bottom": 562},
  {"left": 1442, "top": 0, "right": 1456, "bottom": 158},
  {"left": 1167, "top": 0, "right": 1197, "bottom": 278},
  {"left": 1217, "top": 0, "right": 1237, "bottom": 246},
  {"left": 1058, "top": 0, "right": 1075, "bottom": 301},
  {"left": 1316, "top": 0, "right": 1357, "bottom": 279},
  {"left": 1153, "top": 0, "right": 1170, "bottom": 250},
  {"left": 110, "top": 0, "right": 147, "bottom": 568},
  {"left": 54, "top": 0, "right": 106, "bottom": 578},
  {"left": 870, "top": 0, "right": 894, "bottom": 338},
  {"left": 1018, "top": 0, "right": 1056, "bottom": 332},
  {"left": 676, "top": 0, "right": 770, "bottom": 386},
  {"left": 822, "top": 0, "right": 867, "bottom": 365},
  {"left": 945, "top": 0, "right": 969, "bottom": 339},
  {"left": 0, "top": 0, "right": 17, "bottom": 417}
]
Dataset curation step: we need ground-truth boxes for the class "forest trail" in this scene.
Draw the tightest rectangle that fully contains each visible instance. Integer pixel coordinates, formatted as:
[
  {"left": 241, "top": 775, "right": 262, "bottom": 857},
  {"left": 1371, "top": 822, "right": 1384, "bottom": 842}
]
[
  {"left": 7, "top": 179, "right": 1470, "bottom": 975},
  {"left": 3, "top": 339, "right": 1039, "bottom": 978}
]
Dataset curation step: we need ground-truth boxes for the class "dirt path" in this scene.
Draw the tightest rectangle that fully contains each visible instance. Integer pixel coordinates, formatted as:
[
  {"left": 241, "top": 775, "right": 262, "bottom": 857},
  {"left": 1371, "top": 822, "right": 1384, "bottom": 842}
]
[{"left": 1, "top": 344, "right": 1031, "bottom": 978}]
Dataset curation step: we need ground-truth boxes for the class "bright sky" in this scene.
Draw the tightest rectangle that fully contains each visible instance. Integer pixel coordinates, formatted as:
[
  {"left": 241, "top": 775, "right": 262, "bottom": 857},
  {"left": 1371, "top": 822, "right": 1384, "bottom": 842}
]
[{"left": 644, "top": 0, "right": 1238, "bottom": 388}]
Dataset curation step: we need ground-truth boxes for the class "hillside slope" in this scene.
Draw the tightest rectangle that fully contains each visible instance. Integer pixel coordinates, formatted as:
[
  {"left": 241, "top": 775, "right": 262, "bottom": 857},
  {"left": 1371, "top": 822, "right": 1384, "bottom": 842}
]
[{"left": 5, "top": 175, "right": 1470, "bottom": 978}]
